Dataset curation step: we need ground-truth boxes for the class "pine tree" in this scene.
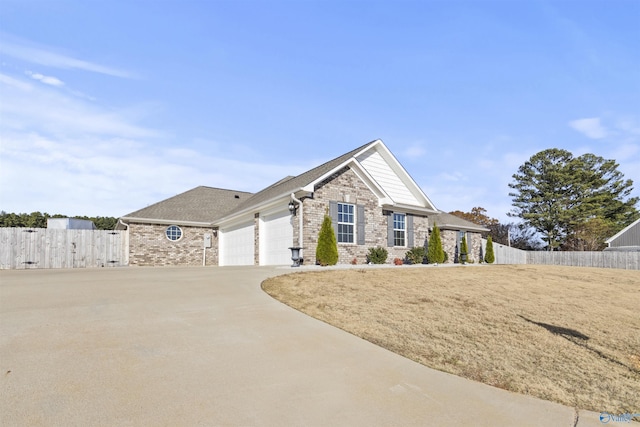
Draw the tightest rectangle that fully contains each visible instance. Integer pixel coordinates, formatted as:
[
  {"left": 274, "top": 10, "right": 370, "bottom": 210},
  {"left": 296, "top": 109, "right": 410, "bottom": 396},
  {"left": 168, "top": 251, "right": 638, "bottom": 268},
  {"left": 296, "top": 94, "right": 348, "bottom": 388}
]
[
  {"left": 316, "top": 213, "right": 338, "bottom": 266},
  {"left": 509, "top": 148, "right": 638, "bottom": 250},
  {"left": 484, "top": 235, "right": 495, "bottom": 264},
  {"left": 427, "top": 223, "right": 445, "bottom": 264}
]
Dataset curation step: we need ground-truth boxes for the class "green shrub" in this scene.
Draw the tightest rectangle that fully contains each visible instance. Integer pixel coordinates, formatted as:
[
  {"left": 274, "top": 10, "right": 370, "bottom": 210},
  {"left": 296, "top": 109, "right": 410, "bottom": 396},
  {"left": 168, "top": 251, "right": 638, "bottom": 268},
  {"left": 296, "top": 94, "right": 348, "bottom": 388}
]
[
  {"left": 316, "top": 213, "right": 338, "bottom": 266},
  {"left": 460, "top": 236, "right": 469, "bottom": 264},
  {"left": 367, "top": 246, "right": 388, "bottom": 264},
  {"left": 405, "top": 247, "right": 427, "bottom": 264},
  {"left": 485, "top": 235, "right": 495, "bottom": 264},
  {"left": 427, "top": 223, "right": 445, "bottom": 263}
]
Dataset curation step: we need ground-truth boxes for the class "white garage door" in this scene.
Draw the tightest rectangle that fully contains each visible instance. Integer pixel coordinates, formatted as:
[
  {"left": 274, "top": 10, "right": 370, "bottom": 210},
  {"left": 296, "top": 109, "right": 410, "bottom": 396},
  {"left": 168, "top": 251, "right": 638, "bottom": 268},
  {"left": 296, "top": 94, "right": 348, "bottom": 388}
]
[
  {"left": 260, "top": 209, "right": 294, "bottom": 265},
  {"left": 220, "top": 221, "right": 255, "bottom": 266}
]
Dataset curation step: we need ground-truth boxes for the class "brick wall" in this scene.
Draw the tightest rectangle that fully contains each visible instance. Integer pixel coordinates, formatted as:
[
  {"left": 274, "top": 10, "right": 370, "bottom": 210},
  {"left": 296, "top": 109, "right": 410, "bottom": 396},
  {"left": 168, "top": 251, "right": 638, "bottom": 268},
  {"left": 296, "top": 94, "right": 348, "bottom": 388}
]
[
  {"left": 128, "top": 223, "right": 217, "bottom": 266},
  {"left": 301, "top": 167, "right": 430, "bottom": 265}
]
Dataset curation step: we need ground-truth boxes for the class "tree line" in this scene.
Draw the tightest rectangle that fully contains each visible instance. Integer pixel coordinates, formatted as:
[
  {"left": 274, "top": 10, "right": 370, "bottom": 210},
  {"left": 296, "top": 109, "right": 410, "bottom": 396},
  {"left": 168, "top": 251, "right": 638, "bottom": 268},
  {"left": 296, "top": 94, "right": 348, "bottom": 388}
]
[{"left": 0, "top": 211, "right": 118, "bottom": 230}]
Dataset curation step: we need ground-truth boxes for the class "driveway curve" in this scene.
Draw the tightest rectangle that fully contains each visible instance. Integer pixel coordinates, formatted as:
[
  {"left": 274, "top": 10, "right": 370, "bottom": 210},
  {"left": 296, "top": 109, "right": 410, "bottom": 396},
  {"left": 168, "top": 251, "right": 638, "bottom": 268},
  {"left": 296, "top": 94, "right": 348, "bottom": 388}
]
[{"left": 0, "top": 266, "right": 602, "bottom": 426}]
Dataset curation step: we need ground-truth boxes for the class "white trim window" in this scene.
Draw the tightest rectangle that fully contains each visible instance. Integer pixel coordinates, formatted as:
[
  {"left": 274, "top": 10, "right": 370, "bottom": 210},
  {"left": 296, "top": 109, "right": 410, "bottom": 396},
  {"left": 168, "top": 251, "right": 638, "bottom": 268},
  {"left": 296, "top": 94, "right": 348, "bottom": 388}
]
[
  {"left": 337, "top": 203, "right": 355, "bottom": 243},
  {"left": 393, "top": 213, "right": 406, "bottom": 246},
  {"left": 166, "top": 225, "right": 183, "bottom": 241}
]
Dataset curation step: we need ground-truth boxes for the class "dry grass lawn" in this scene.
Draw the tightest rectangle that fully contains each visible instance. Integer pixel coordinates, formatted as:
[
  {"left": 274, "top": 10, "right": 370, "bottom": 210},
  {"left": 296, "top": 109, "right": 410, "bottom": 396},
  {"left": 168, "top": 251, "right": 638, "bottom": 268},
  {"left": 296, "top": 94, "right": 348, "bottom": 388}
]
[{"left": 262, "top": 265, "right": 640, "bottom": 414}]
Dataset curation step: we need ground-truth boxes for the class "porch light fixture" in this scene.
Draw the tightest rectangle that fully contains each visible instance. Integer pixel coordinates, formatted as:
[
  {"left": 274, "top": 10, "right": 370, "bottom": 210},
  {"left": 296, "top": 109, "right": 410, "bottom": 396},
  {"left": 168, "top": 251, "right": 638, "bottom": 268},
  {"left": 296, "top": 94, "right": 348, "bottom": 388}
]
[{"left": 288, "top": 201, "right": 297, "bottom": 215}]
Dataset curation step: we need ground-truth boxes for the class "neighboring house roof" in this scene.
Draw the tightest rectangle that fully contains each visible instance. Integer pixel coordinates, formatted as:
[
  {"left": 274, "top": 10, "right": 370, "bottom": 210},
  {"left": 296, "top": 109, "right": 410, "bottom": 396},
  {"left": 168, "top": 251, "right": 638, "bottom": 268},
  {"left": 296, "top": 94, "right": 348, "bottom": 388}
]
[
  {"left": 429, "top": 211, "right": 489, "bottom": 232},
  {"left": 120, "top": 186, "right": 253, "bottom": 226},
  {"left": 604, "top": 217, "right": 640, "bottom": 248}
]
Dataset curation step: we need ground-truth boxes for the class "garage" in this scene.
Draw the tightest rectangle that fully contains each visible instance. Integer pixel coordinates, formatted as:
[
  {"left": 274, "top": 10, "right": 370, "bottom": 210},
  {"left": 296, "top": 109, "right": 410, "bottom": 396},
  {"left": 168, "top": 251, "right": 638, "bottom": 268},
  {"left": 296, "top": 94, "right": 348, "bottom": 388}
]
[
  {"left": 219, "top": 221, "right": 255, "bottom": 266},
  {"left": 260, "top": 209, "right": 294, "bottom": 265}
]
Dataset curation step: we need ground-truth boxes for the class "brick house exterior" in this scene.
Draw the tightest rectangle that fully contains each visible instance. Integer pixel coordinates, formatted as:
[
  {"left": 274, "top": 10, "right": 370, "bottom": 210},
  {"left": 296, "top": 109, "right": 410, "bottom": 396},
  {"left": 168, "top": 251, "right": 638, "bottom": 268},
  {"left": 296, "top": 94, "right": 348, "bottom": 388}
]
[
  {"left": 118, "top": 140, "right": 488, "bottom": 266},
  {"left": 128, "top": 223, "right": 218, "bottom": 266}
]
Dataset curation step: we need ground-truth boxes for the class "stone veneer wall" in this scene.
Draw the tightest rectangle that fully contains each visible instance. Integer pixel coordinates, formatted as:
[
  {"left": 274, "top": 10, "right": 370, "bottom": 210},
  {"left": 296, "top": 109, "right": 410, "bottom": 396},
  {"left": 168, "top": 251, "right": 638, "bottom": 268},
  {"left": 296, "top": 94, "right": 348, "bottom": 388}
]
[
  {"left": 440, "top": 229, "right": 483, "bottom": 263},
  {"left": 128, "top": 223, "right": 218, "bottom": 266},
  {"left": 300, "top": 167, "right": 430, "bottom": 265}
]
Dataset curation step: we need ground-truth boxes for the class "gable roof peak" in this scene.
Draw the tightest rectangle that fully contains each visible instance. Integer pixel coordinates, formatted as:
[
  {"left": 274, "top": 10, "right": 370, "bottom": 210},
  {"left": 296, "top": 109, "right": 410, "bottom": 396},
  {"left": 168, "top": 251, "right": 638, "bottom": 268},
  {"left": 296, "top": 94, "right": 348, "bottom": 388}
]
[{"left": 223, "top": 139, "right": 382, "bottom": 215}]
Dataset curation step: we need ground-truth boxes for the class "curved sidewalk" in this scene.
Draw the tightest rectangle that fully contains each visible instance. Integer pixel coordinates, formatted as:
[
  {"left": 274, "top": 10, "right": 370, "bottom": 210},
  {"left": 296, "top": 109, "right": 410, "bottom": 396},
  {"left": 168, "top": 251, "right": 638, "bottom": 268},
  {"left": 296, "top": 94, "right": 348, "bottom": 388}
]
[{"left": 1, "top": 266, "right": 604, "bottom": 426}]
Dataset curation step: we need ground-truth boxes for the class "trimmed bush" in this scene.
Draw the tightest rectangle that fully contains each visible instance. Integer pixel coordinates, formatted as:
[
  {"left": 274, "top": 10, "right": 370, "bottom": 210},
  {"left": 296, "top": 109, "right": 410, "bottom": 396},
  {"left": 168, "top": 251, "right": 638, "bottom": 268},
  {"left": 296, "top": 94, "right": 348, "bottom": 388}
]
[
  {"left": 405, "top": 246, "right": 427, "bottom": 264},
  {"left": 367, "top": 246, "right": 388, "bottom": 264},
  {"left": 427, "top": 223, "right": 445, "bottom": 264},
  {"left": 485, "top": 235, "right": 495, "bottom": 264},
  {"left": 316, "top": 213, "right": 338, "bottom": 266},
  {"left": 460, "top": 236, "right": 469, "bottom": 264}
]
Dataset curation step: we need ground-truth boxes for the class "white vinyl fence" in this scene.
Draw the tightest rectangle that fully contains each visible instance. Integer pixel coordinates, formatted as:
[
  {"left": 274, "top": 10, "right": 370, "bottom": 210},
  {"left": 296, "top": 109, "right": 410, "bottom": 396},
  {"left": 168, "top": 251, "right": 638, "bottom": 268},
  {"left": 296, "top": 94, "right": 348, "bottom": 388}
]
[
  {"left": 0, "top": 228, "right": 128, "bottom": 269},
  {"left": 482, "top": 239, "right": 528, "bottom": 265},
  {"left": 481, "top": 238, "right": 640, "bottom": 270}
]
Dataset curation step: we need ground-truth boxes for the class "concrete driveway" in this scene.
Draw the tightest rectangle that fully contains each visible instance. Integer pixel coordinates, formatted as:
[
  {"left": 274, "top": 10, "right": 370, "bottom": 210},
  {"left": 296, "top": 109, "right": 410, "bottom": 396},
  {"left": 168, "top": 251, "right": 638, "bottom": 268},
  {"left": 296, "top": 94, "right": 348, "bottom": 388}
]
[{"left": 0, "top": 266, "right": 603, "bottom": 426}]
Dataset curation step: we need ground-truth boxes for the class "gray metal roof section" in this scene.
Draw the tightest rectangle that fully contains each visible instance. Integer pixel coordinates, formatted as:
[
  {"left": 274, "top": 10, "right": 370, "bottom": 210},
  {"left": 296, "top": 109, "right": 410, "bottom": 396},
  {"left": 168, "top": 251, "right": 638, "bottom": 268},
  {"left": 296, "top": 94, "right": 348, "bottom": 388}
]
[
  {"left": 605, "top": 217, "right": 640, "bottom": 247},
  {"left": 121, "top": 186, "right": 253, "bottom": 224},
  {"left": 429, "top": 211, "right": 490, "bottom": 232},
  {"left": 226, "top": 140, "right": 380, "bottom": 216}
]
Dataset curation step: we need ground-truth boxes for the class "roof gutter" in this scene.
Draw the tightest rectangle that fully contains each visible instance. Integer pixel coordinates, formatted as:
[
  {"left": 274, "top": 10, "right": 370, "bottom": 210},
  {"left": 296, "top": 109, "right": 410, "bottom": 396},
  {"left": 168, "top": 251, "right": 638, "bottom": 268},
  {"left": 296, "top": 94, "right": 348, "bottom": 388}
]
[
  {"left": 215, "top": 192, "right": 301, "bottom": 226},
  {"left": 119, "top": 216, "right": 214, "bottom": 227},
  {"left": 291, "top": 193, "right": 303, "bottom": 253},
  {"left": 381, "top": 204, "right": 440, "bottom": 216}
]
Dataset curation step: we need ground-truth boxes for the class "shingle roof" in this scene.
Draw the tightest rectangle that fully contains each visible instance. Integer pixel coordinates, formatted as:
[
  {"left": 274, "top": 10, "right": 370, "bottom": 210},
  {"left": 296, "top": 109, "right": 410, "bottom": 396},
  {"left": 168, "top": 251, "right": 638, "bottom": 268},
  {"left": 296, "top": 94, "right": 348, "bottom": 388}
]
[
  {"left": 429, "top": 211, "right": 489, "bottom": 232},
  {"left": 122, "top": 186, "right": 253, "bottom": 224},
  {"left": 225, "top": 140, "right": 379, "bottom": 216}
]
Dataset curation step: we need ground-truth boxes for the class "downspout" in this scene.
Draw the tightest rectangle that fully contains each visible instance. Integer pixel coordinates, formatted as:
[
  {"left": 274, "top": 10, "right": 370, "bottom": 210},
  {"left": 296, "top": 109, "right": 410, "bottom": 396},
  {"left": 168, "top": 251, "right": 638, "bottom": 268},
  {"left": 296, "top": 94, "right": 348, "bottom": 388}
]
[
  {"left": 203, "top": 245, "right": 206, "bottom": 267},
  {"left": 291, "top": 193, "right": 303, "bottom": 255}
]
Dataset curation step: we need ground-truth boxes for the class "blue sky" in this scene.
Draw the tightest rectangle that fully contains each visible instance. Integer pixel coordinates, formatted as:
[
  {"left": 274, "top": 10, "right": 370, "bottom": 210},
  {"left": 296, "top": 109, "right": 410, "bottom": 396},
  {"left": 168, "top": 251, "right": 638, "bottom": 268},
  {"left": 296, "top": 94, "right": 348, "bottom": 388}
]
[{"left": 1, "top": 0, "right": 639, "bottom": 222}]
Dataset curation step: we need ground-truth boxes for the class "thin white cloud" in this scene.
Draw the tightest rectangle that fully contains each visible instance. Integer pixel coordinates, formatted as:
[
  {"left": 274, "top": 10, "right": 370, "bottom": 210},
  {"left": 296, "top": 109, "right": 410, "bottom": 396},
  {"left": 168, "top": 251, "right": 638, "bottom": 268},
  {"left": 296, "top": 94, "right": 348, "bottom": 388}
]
[
  {"left": 0, "top": 130, "right": 306, "bottom": 216},
  {"left": 0, "top": 33, "right": 132, "bottom": 78},
  {"left": 614, "top": 116, "right": 640, "bottom": 137},
  {"left": 0, "top": 73, "right": 157, "bottom": 138},
  {"left": 403, "top": 143, "right": 426, "bottom": 158},
  {"left": 25, "top": 70, "right": 64, "bottom": 87},
  {"left": 0, "top": 72, "right": 33, "bottom": 91},
  {"left": 0, "top": 73, "right": 305, "bottom": 216},
  {"left": 437, "top": 171, "right": 466, "bottom": 182},
  {"left": 569, "top": 117, "right": 607, "bottom": 139}
]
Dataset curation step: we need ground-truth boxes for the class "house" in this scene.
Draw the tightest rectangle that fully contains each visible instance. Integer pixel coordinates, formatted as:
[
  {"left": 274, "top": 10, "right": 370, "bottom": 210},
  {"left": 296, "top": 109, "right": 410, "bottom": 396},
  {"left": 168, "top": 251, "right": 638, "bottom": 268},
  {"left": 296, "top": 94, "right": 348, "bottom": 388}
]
[
  {"left": 604, "top": 218, "right": 640, "bottom": 252},
  {"left": 117, "top": 140, "right": 488, "bottom": 266}
]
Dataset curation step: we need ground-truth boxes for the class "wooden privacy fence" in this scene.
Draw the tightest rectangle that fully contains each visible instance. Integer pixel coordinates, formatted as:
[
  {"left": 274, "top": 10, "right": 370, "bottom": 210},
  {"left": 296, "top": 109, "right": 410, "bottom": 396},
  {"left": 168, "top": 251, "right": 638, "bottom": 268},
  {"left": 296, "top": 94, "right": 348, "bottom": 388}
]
[
  {"left": 0, "top": 228, "right": 128, "bottom": 269},
  {"left": 526, "top": 250, "right": 640, "bottom": 270},
  {"left": 481, "top": 238, "right": 639, "bottom": 270}
]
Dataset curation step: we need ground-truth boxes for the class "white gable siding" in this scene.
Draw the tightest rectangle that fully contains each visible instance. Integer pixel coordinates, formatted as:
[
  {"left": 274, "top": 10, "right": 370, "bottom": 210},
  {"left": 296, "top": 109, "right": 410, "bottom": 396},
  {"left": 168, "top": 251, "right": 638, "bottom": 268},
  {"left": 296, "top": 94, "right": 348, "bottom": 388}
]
[{"left": 356, "top": 150, "right": 420, "bottom": 206}]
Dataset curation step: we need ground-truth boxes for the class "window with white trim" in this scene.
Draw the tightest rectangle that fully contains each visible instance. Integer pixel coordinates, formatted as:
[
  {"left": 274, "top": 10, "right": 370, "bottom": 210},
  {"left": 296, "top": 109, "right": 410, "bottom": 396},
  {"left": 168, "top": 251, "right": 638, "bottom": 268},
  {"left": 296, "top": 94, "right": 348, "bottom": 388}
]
[
  {"left": 166, "top": 225, "right": 183, "bottom": 241},
  {"left": 337, "top": 203, "right": 354, "bottom": 243},
  {"left": 393, "top": 213, "right": 406, "bottom": 246}
]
